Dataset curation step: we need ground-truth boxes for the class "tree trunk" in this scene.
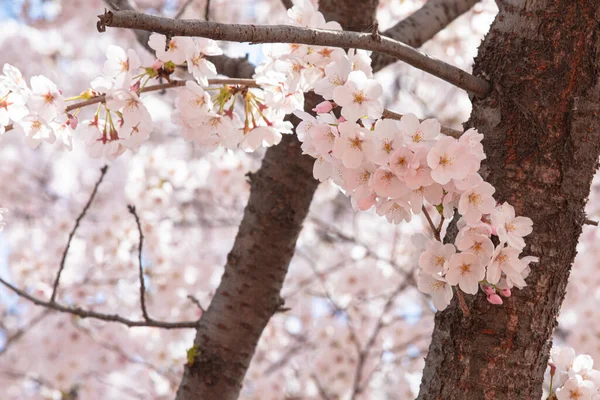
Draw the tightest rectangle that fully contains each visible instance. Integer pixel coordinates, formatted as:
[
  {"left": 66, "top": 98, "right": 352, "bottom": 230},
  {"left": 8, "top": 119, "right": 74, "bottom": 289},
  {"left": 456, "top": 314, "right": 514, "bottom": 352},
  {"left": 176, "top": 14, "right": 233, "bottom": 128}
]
[
  {"left": 175, "top": 3, "right": 380, "bottom": 399},
  {"left": 418, "top": 1, "right": 600, "bottom": 399}
]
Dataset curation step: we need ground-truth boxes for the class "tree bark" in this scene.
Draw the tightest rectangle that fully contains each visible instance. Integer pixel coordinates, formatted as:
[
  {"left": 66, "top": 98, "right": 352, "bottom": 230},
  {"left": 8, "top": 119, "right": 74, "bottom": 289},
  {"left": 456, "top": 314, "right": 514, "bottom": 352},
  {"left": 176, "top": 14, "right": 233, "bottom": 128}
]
[
  {"left": 174, "top": 3, "right": 380, "bottom": 399},
  {"left": 418, "top": 1, "right": 600, "bottom": 399},
  {"left": 371, "top": 0, "right": 480, "bottom": 72}
]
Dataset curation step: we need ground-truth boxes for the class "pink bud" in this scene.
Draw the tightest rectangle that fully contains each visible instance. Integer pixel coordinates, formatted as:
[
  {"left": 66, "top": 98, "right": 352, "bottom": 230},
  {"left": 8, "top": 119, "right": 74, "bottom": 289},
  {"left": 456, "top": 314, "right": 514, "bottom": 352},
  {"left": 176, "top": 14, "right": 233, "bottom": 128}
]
[
  {"left": 499, "top": 288, "right": 511, "bottom": 297},
  {"left": 312, "top": 100, "right": 333, "bottom": 113},
  {"left": 549, "top": 362, "right": 556, "bottom": 377},
  {"left": 337, "top": 116, "right": 346, "bottom": 123},
  {"left": 67, "top": 114, "right": 78, "bottom": 129},
  {"left": 151, "top": 59, "right": 163, "bottom": 70},
  {"left": 130, "top": 80, "right": 141, "bottom": 94},
  {"left": 487, "top": 294, "right": 503, "bottom": 305},
  {"left": 482, "top": 285, "right": 496, "bottom": 296}
]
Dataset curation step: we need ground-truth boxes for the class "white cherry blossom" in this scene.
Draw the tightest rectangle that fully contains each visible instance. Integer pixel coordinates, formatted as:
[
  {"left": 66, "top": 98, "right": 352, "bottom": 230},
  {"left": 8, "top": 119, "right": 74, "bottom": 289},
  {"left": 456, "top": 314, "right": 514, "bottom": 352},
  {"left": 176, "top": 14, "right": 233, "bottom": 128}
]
[{"left": 148, "top": 33, "right": 194, "bottom": 64}]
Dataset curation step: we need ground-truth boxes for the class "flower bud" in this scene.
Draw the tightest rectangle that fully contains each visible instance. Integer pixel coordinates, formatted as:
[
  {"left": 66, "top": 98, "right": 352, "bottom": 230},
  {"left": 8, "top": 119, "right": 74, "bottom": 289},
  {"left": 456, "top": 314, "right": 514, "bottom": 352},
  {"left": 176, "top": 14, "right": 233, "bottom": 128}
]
[
  {"left": 313, "top": 100, "right": 333, "bottom": 113},
  {"left": 482, "top": 285, "right": 496, "bottom": 296},
  {"left": 499, "top": 288, "right": 511, "bottom": 297},
  {"left": 487, "top": 294, "right": 503, "bottom": 305}
]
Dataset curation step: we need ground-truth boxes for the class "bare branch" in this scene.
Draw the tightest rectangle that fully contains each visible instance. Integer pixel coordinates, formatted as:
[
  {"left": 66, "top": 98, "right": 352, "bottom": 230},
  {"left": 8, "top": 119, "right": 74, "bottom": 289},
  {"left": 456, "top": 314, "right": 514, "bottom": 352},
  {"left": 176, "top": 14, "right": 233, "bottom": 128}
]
[
  {"left": 0, "top": 310, "right": 51, "bottom": 356},
  {"left": 175, "top": 0, "right": 195, "bottom": 19},
  {"left": 50, "top": 165, "right": 108, "bottom": 303},
  {"left": 127, "top": 204, "right": 151, "bottom": 321},
  {"left": 584, "top": 218, "right": 598, "bottom": 226},
  {"left": 98, "top": 10, "right": 491, "bottom": 97},
  {"left": 350, "top": 282, "right": 410, "bottom": 398},
  {"left": 421, "top": 205, "right": 441, "bottom": 242},
  {"left": 372, "top": 0, "right": 481, "bottom": 71},
  {"left": 0, "top": 277, "right": 198, "bottom": 329},
  {"left": 187, "top": 294, "right": 205, "bottom": 312},
  {"left": 312, "top": 373, "right": 333, "bottom": 400},
  {"left": 280, "top": 0, "right": 294, "bottom": 10}
]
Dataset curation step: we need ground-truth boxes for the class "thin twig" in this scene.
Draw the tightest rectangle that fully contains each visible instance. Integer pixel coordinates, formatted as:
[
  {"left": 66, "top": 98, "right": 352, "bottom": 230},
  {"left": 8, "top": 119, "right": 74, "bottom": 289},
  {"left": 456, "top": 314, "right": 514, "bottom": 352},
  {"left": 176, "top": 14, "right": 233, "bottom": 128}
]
[
  {"left": 0, "top": 310, "right": 51, "bottom": 356},
  {"left": 280, "top": 0, "right": 294, "bottom": 10},
  {"left": 98, "top": 9, "right": 491, "bottom": 97},
  {"left": 584, "top": 219, "right": 598, "bottom": 226},
  {"left": 312, "top": 373, "right": 333, "bottom": 400},
  {"left": 350, "top": 281, "right": 410, "bottom": 399},
  {"left": 128, "top": 204, "right": 150, "bottom": 321},
  {"left": 187, "top": 294, "right": 205, "bottom": 312},
  {"left": 175, "top": 0, "right": 194, "bottom": 19},
  {"left": 203, "top": 0, "right": 210, "bottom": 20},
  {"left": 421, "top": 205, "right": 441, "bottom": 242},
  {"left": 0, "top": 276, "right": 198, "bottom": 329},
  {"left": 50, "top": 165, "right": 108, "bottom": 302}
]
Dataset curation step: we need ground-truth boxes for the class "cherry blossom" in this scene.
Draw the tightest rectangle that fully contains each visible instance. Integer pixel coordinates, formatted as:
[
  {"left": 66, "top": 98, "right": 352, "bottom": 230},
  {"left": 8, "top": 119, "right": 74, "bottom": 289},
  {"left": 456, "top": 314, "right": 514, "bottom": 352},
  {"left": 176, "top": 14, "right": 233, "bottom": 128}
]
[
  {"left": 445, "top": 252, "right": 485, "bottom": 295},
  {"left": 458, "top": 181, "right": 496, "bottom": 226},
  {"left": 27, "top": 75, "right": 65, "bottom": 121},
  {"left": 332, "top": 70, "right": 383, "bottom": 121},
  {"left": 417, "top": 272, "right": 454, "bottom": 311},
  {"left": 332, "top": 121, "right": 370, "bottom": 169},
  {"left": 148, "top": 33, "right": 194, "bottom": 64},
  {"left": 491, "top": 202, "right": 534, "bottom": 250},
  {"left": 418, "top": 241, "right": 456, "bottom": 275},
  {"left": 103, "top": 45, "right": 141, "bottom": 87}
]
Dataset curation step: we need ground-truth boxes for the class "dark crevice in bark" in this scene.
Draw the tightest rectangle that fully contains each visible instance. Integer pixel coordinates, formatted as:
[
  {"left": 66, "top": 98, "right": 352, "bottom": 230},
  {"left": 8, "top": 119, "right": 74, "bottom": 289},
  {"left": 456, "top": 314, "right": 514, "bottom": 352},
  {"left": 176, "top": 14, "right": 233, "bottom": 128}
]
[{"left": 418, "top": 2, "right": 600, "bottom": 399}]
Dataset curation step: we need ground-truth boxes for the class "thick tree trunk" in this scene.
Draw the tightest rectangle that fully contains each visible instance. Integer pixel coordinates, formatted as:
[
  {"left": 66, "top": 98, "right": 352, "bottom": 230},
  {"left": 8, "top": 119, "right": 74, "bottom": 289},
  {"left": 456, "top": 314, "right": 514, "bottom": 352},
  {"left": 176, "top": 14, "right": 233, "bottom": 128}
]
[{"left": 418, "top": 1, "right": 600, "bottom": 399}]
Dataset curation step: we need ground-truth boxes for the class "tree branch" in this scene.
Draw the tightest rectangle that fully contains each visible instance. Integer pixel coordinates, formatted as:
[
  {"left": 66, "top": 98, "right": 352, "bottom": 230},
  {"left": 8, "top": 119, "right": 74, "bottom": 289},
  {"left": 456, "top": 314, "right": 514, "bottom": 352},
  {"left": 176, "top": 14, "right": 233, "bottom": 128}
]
[
  {"left": 372, "top": 0, "right": 481, "bottom": 72},
  {"left": 50, "top": 165, "right": 108, "bottom": 303},
  {"left": 97, "top": 9, "right": 491, "bottom": 97},
  {"left": 127, "top": 204, "right": 150, "bottom": 321},
  {"left": 0, "top": 277, "right": 198, "bottom": 329}
]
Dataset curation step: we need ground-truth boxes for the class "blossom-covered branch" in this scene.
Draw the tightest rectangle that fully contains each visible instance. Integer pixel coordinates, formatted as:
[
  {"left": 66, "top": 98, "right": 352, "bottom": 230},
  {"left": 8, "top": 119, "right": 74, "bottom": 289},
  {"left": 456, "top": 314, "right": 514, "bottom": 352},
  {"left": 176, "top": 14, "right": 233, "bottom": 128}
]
[{"left": 97, "top": 9, "right": 491, "bottom": 97}]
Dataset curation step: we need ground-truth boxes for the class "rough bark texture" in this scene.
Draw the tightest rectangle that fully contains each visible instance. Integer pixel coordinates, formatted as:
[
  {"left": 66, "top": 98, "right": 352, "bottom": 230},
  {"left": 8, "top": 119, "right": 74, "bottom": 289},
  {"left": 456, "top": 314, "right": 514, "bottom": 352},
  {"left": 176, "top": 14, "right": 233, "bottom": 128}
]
[
  {"left": 372, "top": 0, "right": 480, "bottom": 72},
  {"left": 175, "top": 131, "right": 320, "bottom": 400},
  {"left": 174, "top": 3, "right": 379, "bottom": 399},
  {"left": 418, "top": 1, "right": 600, "bottom": 399}
]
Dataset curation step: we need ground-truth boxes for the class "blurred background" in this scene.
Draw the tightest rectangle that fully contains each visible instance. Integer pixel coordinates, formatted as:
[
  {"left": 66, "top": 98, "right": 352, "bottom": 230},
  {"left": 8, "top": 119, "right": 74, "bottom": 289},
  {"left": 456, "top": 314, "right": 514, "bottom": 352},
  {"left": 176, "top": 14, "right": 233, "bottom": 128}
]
[{"left": 0, "top": 0, "right": 597, "bottom": 398}]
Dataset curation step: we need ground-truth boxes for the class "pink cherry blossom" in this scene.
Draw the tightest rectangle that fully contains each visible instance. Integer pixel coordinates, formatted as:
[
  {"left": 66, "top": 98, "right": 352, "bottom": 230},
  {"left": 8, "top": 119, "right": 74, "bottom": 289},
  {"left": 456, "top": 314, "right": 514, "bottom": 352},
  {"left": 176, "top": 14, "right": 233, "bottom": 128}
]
[
  {"left": 445, "top": 252, "right": 485, "bottom": 295},
  {"left": 458, "top": 181, "right": 496, "bottom": 226},
  {"left": 367, "top": 118, "right": 403, "bottom": 165},
  {"left": 376, "top": 198, "right": 412, "bottom": 224},
  {"left": 417, "top": 272, "right": 454, "bottom": 311},
  {"left": 332, "top": 70, "right": 383, "bottom": 121},
  {"left": 427, "top": 136, "right": 473, "bottom": 184},
  {"left": 418, "top": 241, "right": 456, "bottom": 275},
  {"left": 491, "top": 202, "right": 534, "bottom": 250},
  {"left": 332, "top": 121, "right": 371, "bottom": 169}
]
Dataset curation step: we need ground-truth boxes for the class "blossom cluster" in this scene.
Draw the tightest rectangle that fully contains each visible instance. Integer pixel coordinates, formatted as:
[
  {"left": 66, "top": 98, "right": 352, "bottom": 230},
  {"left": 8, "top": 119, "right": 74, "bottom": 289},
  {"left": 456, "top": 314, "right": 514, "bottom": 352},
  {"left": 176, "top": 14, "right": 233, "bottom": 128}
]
[
  {"left": 256, "top": 1, "right": 538, "bottom": 310},
  {"left": 0, "top": 0, "right": 537, "bottom": 310},
  {"left": 548, "top": 347, "right": 600, "bottom": 400}
]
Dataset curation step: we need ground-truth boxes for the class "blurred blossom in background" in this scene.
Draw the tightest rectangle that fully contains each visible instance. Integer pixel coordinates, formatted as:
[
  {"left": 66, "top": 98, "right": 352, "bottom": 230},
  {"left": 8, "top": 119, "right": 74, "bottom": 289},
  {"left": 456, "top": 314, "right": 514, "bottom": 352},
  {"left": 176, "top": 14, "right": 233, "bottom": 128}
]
[{"left": 0, "top": 0, "right": 598, "bottom": 399}]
